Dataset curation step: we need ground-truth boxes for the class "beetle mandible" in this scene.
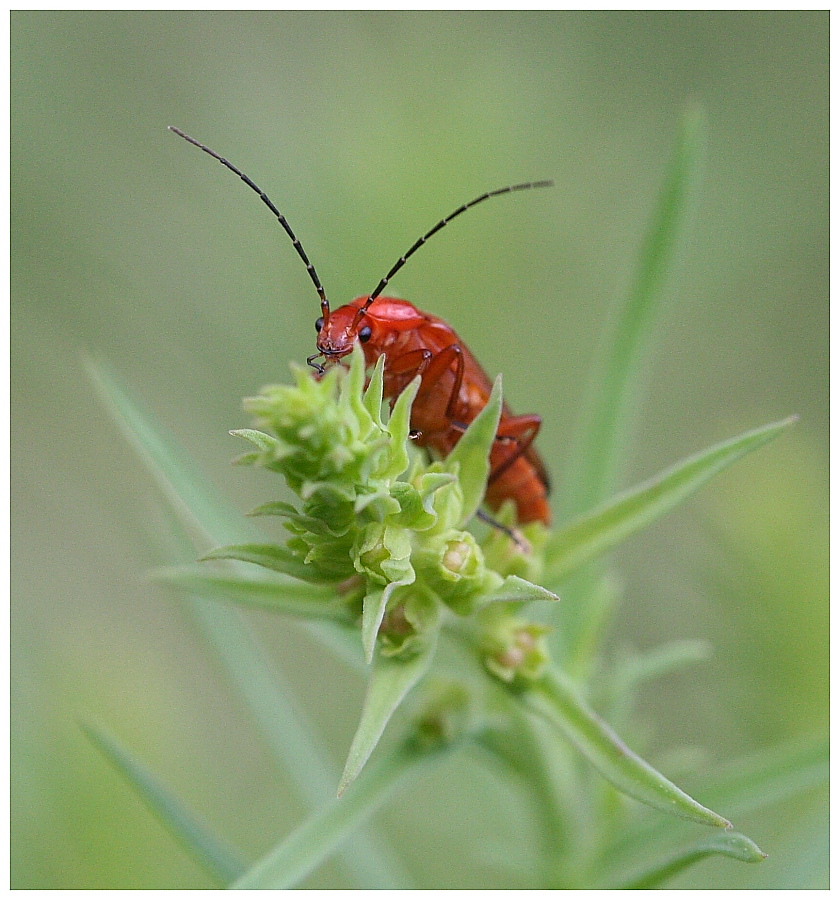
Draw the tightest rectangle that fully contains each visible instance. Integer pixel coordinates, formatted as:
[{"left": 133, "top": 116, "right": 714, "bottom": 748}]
[{"left": 170, "top": 127, "right": 552, "bottom": 528}]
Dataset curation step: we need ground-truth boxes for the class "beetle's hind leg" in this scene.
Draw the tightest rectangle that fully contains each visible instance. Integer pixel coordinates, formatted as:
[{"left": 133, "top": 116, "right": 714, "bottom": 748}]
[
  {"left": 475, "top": 508, "right": 532, "bottom": 554},
  {"left": 487, "top": 414, "right": 542, "bottom": 485}
]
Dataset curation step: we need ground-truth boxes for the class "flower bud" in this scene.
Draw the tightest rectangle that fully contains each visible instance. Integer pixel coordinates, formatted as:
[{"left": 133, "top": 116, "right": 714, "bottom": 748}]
[{"left": 481, "top": 614, "right": 551, "bottom": 685}]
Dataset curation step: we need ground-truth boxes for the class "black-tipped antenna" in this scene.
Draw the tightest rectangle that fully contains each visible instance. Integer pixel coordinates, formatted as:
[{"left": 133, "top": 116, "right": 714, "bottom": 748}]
[
  {"left": 168, "top": 126, "right": 330, "bottom": 318},
  {"left": 362, "top": 180, "right": 554, "bottom": 313}
]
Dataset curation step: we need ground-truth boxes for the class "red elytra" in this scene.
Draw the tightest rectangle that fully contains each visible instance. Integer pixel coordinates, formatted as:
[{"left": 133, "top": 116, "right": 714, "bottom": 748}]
[{"left": 171, "top": 127, "right": 552, "bottom": 528}]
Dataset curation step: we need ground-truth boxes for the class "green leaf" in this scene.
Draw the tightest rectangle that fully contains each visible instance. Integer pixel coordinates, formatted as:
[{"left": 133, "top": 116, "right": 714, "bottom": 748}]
[
  {"left": 383, "top": 375, "right": 421, "bottom": 480},
  {"left": 232, "top": 736, "right": 459, "bottom": 889},
  {"left": 360, "top": 573, "right": 416, "bottom": 664},
  {"left": 479, "top": 574, "right": 560, "bottom": 607},
  {"left": 387, "top": 481, "right": 439, "bottom": 530},
  {"left": 363, "top": 354, "right": 387, "bottom": 426},
  {"left": 361, "top": 589, "right": 389, "bottom": 664},
  {"left": 526, "top": 670, "right": 731, "bottom": 828},
  {"left": 84, "top": 355, "right": 257, "bottom": 546},
  {"left": 603, "top": 737, "right": 827, "bottom": 884},
  {"left": 201, "top": 542, "right": 341, "bottom": 583},
  {"left": 338, "top": 632, "right": 439, "bottom": 797},
  {"left": 343, "top": 343, "right": 376, "bottom": 436},
  {"left": 544, "top": 417, "right": 797, "bottom": 585},
  {"left": 246, "top": 500, "right": 298, "bottom": 518},
  {"left": 81, "top": 720, "right": 245, "bottom": 885},
  {"left": 560, "top": 105, "right": 707, "bottom": 519},
  {"left": 613, "top": 832, "right": 766, "bottom": 889},
  {"left": 445, "top": 374, "right": 503, "bottom": 524},
  {"left": 152, "top": 566, "right": 351, "bottom": 621},
  {"left": 230, "top": 427, "right": 283, "bottom": 453}
]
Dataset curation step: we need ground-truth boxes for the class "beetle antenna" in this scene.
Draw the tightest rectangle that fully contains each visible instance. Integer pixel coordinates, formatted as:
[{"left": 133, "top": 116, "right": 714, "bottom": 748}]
[
  {"left": 169, "top": 126, "right": 330, "bottom": 319},
  {"left": 363, "top": 180, "right": 554, "bottom": 313}
]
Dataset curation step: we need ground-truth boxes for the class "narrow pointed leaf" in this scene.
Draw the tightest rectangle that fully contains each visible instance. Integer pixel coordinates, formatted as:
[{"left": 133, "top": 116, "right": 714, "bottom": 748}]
[
  {"left": 81, "top": 720, "right": 245, "bottom": 885},
  {"left": 338, "top": 634, "right": 439, "bottom": 796},
  {"left": 446, "top": 375, "right": 503, "bottom": 524},
  {"left": 342, "top": 344, "right": 376, "bottom": 437},
  {"left": 84, "top": 356, "right": 257, "bottom": 546},
  {"left": 601, "top": 736, "right": 827, "bottom": 879},
  {"left": 614, "top": 832, "right": 766, "bottom": 889},
  {"left": 246, "top": 500, "right": 298, "bottom": 518},
  {"left": 387, "top": 481, "right": 437, "bottom": 529},
  {"left": 230, "top": 428, "right": 282, "bottom": 453},
  {"left": 527, "top": 671, "right": 730, "bottom": 828},
  {"left": 418, "top": 471, "right": 458, "bottom": 506},
  {"left": 545, "top": 416, "right": 796, "bottom": 584},
  {"left": 479, "top": 574, "right": 560, "bottom": 607},
  {"left": 232, "top": 736, "right": 459, "bottom": 889},
  {"left": 561, "top": 105, "right": 706, "bottom": 519},
  {"left": 363, "top": 355, "right": 387, "bottom": 425},
  {"left": 201, "top": 543, "right": 339, "bottom": 583},
  {"left": 361, "top": 589, "right": 389, "bottom": 663},
  {"left": 152, "top": 566, "right": 351, "bottom": 621},
  {"left": 360, "top": 569, "right": 416, "bottom": 663},
  {"left": 383, "top": 376, "right": 421, "bottom": 480}
]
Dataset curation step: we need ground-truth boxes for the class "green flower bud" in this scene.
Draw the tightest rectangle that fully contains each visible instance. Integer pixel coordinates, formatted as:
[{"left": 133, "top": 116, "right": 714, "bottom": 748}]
[
  {"left": 355, "top": 522, "right": 414, "bottom": 587},
  {"left": 377, "top": 588, "right": 440, "bottom": 659},
  {"left": 480, "top": 613, "right": 551, "bottom": 685},
  {"left": 416, "top": 530, "right": 502, "bottom": 615}
]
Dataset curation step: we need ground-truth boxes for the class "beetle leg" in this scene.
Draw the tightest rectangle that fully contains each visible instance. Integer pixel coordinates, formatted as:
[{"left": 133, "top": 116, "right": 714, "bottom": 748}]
[
  {"left": 448, "top": 412, "right": 543, "bottom": 483},
  {"left": 385, "top": 347, "right": 434, "bottom": 380},
  {"left": 475, "top": 509, "right": 532, "bottom": 553},
  {"left": 387, "top": 344, "right": 465, "bottom": 432},
  {"left": 487, "top": 414, "right": 543, "bottom": 485},
  {"left": 414, "top": 344, "right": 464, "bottom": 420}
]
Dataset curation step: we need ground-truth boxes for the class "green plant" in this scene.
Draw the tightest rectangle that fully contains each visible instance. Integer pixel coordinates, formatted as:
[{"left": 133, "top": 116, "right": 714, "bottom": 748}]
[{"left": 84, "top": 109, "right": 826, "bottom": 888}]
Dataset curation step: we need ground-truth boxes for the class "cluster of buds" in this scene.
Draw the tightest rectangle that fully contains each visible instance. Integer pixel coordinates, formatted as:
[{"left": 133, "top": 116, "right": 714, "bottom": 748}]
[{"left": 215, "top": 346, "right": 555, "bottom": 670}]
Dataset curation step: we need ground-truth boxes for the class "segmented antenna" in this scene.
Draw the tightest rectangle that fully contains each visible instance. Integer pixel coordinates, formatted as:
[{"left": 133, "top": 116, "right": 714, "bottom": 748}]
[
  {"left": 168, "top": 126, "right": 330, "bottom": 318},
  {"left": 362, "top": 180, "right": 554, "bottom": 314}
]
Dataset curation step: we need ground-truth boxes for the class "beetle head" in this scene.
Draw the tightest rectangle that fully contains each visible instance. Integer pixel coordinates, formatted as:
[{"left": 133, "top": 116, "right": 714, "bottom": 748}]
[{"left": 307, "top": 299, "right": 373, "bottom": 373}]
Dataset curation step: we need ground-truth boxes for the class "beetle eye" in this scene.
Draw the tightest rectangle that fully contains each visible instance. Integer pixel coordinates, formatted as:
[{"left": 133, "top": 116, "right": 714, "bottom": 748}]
[
  {"left": 359, "top": 325, "right": 372, "bottom": 343},
  {"left": 315, "top": 316, "right": 324, "bottom": 333}
]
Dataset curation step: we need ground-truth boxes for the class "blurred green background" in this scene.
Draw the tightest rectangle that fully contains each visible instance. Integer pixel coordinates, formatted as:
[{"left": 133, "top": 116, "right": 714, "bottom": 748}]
[{"left": 12, "top": 11, "right": 827, "bottom": 889}]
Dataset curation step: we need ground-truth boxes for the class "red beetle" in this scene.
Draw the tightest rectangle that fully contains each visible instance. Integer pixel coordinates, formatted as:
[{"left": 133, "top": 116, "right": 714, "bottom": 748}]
[{"left": 171, "top": 127, "right": 552, "bottom": 528}]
